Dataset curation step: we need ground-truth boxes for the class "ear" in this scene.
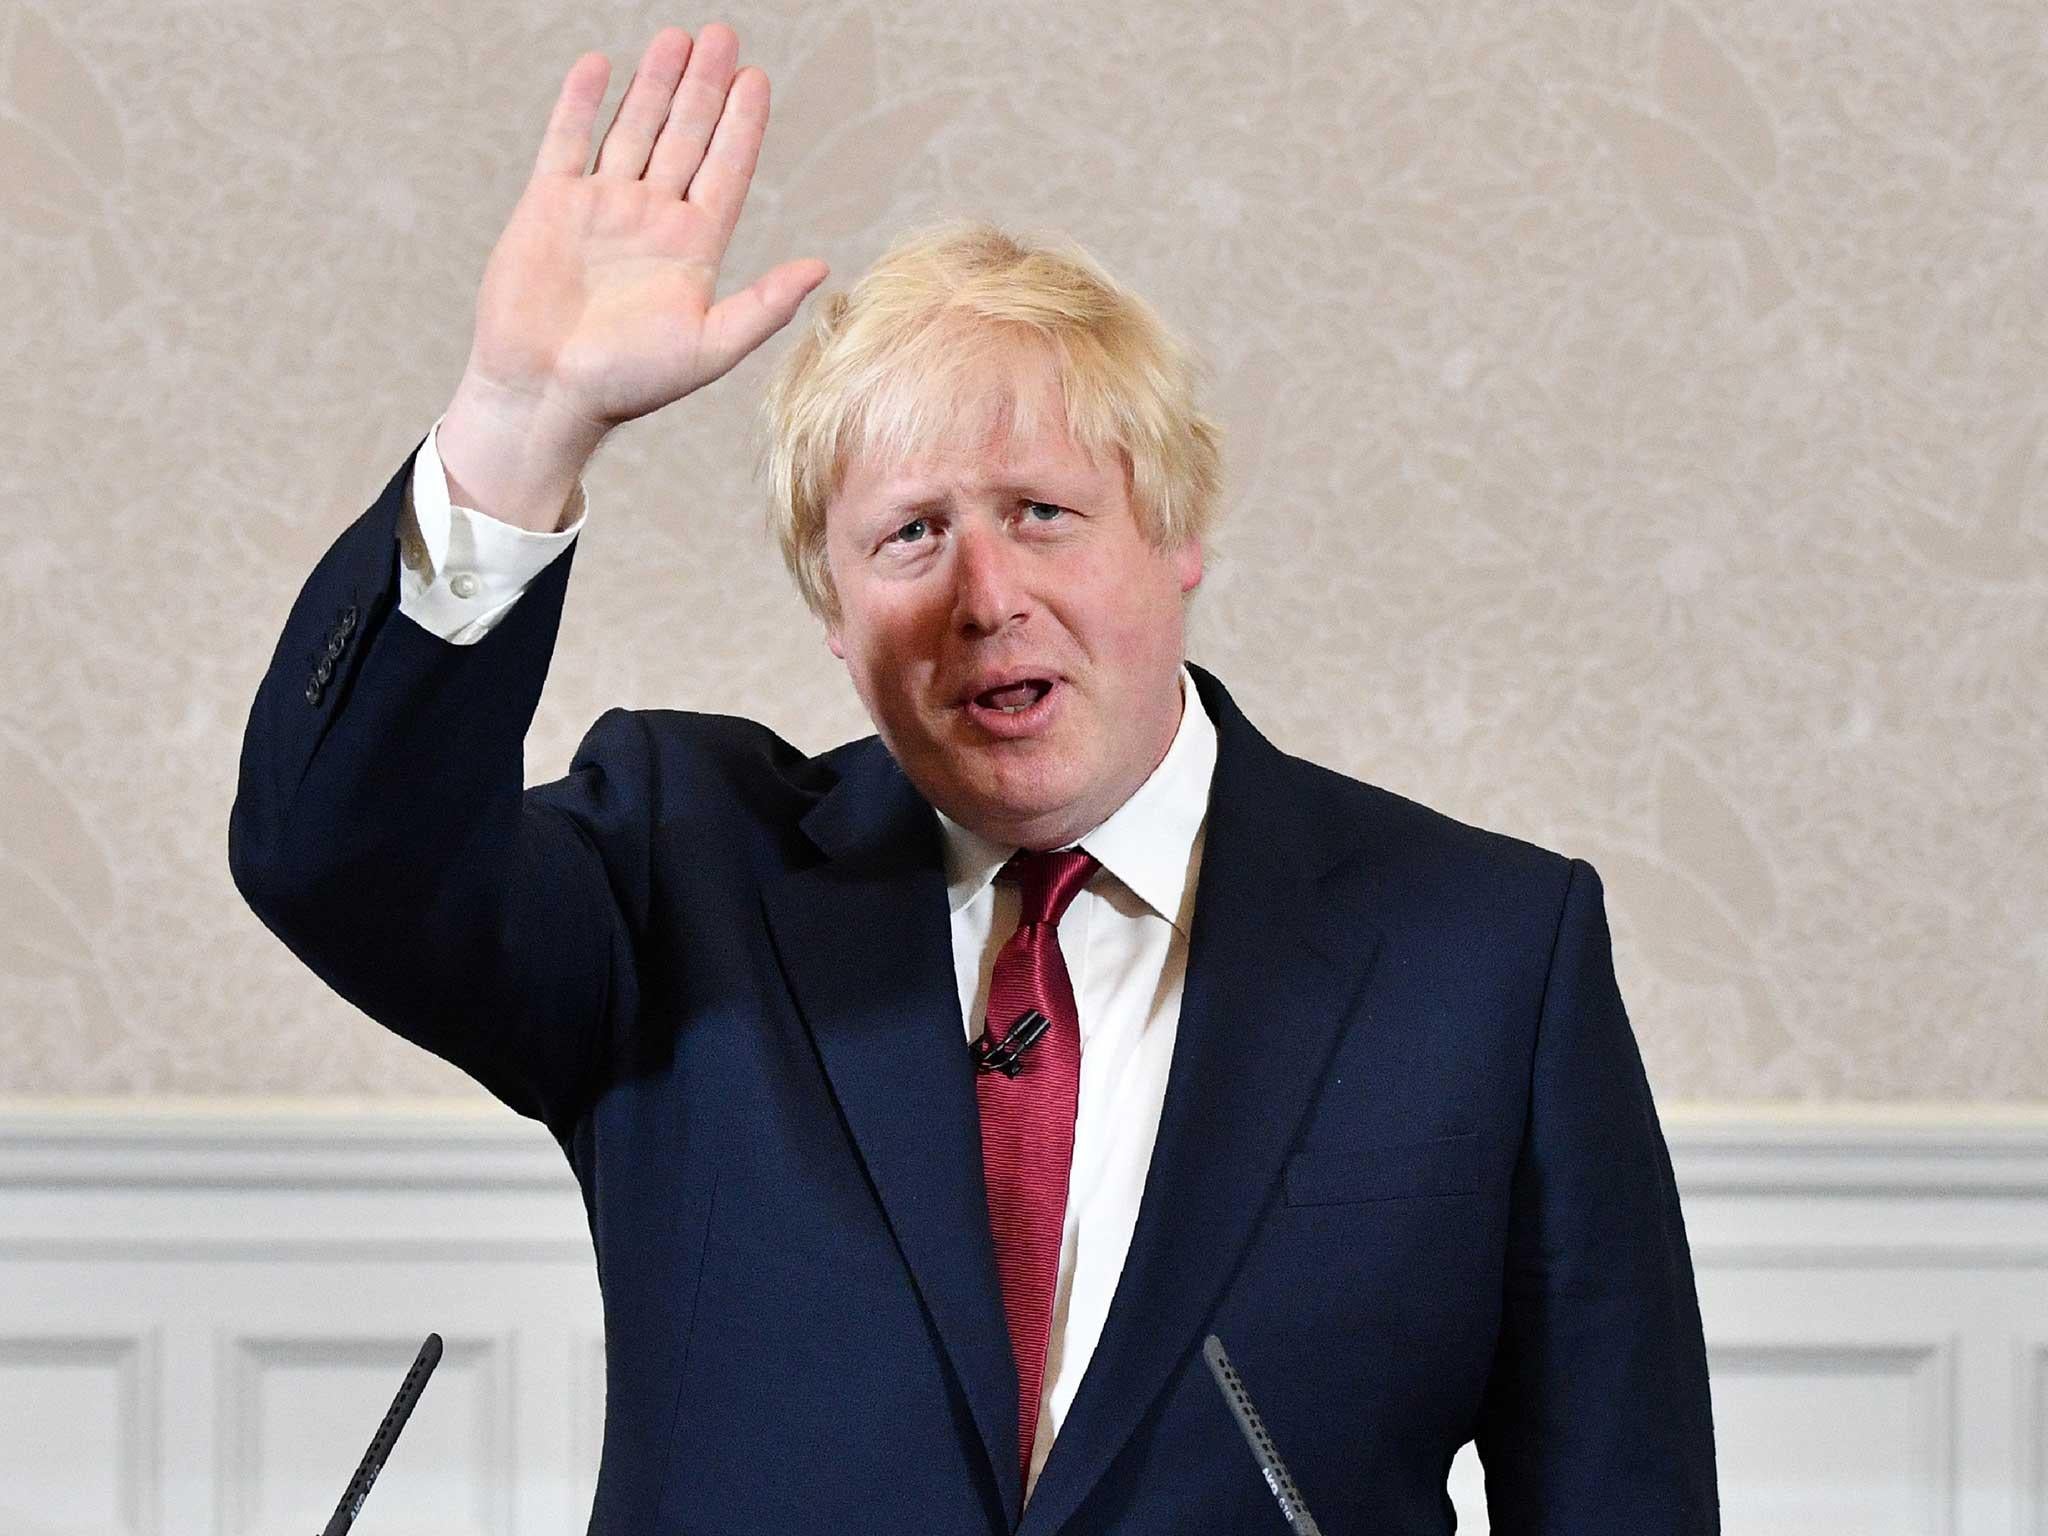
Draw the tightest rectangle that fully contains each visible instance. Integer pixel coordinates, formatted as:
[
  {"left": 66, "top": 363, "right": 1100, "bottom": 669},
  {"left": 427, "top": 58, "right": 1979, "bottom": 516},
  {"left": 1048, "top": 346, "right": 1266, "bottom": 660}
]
[
  {"left": 1173, "top": 537, "right": 1204, "bottom": 595},
  {"left": 825, "top": 626, "right": 846, "bottom": 660}
]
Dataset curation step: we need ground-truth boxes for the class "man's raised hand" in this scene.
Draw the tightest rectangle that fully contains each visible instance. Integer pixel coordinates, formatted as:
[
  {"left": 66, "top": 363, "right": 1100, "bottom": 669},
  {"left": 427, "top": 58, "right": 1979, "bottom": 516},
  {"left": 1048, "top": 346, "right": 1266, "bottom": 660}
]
[{"left": 440, "top": 24, "right": 829, "bottom": 530}]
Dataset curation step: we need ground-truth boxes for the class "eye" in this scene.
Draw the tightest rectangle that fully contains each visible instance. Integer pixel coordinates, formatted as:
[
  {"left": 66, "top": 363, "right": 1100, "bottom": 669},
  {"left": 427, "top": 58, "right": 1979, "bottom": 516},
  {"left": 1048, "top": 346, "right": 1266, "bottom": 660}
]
[
  {"left": 1022, "top": 501, "right": 1067, "bottom": 523},
  {"left": 885, "top": 516, "right": 931, "bottom": 545}
]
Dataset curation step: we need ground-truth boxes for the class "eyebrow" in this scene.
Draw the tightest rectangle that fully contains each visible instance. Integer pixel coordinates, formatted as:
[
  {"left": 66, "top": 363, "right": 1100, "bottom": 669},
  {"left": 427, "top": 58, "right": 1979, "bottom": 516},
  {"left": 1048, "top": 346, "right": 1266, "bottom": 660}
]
[{"left": 880, "top": 477, "right": 1083, "bottom": 510}]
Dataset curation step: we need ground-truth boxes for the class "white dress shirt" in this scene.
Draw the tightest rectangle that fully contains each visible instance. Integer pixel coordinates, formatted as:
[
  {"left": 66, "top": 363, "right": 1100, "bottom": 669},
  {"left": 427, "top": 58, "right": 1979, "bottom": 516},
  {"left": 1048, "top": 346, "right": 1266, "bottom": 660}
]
[{"left": 397, "top": 417, "right": 1217, "bottom": 1501}]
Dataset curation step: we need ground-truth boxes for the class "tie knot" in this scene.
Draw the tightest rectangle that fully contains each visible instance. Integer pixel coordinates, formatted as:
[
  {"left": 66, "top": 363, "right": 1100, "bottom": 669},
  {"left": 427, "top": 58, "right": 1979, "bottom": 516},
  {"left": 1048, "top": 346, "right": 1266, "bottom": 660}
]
[{"left": 1002, "top": 848, "right": 1099, "bottom": 926}]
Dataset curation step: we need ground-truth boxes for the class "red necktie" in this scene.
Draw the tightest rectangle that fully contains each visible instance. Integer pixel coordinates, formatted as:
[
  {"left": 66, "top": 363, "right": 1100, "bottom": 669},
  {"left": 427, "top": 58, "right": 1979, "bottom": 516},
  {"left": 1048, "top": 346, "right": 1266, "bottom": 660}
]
[{"left": 975, "top": 847, "right": 1098, "bottom": 1492}]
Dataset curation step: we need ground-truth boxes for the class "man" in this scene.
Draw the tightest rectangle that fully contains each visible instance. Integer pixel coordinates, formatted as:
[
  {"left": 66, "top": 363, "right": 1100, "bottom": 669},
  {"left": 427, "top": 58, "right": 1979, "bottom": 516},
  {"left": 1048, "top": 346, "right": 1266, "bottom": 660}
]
[{"left": 229, "top": 23, "right": 1718, "bottom": 1534}]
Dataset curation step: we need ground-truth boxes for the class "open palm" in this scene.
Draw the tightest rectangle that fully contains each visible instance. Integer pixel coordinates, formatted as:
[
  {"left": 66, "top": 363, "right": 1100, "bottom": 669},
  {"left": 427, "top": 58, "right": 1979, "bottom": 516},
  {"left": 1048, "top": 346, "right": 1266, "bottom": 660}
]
[{"left": 464, "top": 25, "right": 829, "bottom": 436}]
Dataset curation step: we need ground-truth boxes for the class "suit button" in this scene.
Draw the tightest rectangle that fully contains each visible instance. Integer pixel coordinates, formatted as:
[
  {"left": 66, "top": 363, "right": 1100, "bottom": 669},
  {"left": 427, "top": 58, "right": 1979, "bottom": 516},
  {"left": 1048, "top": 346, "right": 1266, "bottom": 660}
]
[
  {"left": 314, "top": 656, "right": 333, "bottom": 684},
  {"left": 305, "top": 679, "right": 322, "bottom": 705},
  {"left": 325, "top": 634, "right": 345, "bottom": 659},
  {"left": 339, "top": 605, "right": 358, "bottom": 633}
]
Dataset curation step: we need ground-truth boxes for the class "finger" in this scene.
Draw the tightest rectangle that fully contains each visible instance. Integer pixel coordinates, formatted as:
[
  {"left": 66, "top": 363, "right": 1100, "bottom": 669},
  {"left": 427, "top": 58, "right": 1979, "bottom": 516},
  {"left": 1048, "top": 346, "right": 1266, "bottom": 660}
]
[
  {"left": 682, "top": 65, "right": 770, "bottom": 253},
  {"left": 593, "top": 27, "right": 694, "bottom": 180},
  {"left": 531, "top": 51, "right": 611, "bottom": 180},
  {"left": 698, "top": 258, "right": 831, "bottom": 381},
  {"left": 644, "top": 22, "right": 740, "bottom": 198}
]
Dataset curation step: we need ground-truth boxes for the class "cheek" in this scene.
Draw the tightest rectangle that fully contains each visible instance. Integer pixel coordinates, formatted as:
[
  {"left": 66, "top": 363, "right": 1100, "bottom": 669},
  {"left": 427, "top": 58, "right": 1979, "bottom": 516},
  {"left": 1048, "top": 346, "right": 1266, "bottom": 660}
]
[
  {"left": 1094, "top": 564, "right": 1188, "bottom": 658},
  {"left": 839, "top": 619, "right": 934, "bottom": 711}
]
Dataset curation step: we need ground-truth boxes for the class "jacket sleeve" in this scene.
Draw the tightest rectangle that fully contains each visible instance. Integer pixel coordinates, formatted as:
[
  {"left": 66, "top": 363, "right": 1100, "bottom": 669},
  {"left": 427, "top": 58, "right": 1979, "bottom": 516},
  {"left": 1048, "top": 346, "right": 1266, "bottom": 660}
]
[
  {"left": 1472, "top": 858, "right": 1721, "bottom": 1533},
  {"left": 227, "top": 440, "right": 654, "bottom": 1135}
]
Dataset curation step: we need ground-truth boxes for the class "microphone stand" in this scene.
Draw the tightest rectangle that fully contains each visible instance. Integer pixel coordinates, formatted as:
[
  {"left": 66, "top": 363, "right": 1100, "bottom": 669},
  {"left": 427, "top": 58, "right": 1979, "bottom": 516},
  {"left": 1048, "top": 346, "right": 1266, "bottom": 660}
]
[
  {"left": 317, "top": 1332, "right": 443, "bottom": 1536},
  {"left": 1204, "top": 1334, "right": 1325, "bottom": 1535}
]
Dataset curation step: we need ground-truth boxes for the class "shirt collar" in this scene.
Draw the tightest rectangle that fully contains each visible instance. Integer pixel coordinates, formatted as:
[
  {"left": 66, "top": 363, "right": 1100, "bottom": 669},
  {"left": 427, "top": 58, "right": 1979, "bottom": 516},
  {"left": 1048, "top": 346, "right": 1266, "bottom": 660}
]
[{"left": 933, "top": 666, "right": 1218, "bottom": 936}]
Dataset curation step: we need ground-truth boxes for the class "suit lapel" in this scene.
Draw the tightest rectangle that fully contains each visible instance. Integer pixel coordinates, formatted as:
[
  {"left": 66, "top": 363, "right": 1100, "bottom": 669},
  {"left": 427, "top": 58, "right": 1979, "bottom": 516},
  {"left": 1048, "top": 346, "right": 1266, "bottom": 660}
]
[
  {"left": 1018, "top": 668, "right": 1386, "bottom": 1536},
  {"left": 759, "top": 743, "right": 1023, "bottom": 1521}
]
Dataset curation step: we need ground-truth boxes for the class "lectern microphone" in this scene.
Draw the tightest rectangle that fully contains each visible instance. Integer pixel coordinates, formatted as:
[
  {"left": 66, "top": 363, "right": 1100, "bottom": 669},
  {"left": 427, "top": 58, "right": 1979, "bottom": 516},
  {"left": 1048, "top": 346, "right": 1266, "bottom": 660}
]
[
  {"left": 318, "top": 1332, "right": 443, "bottom": 1536},
  {"left": 1203, "top": 1334, "right": 1324, "bottom": 1535}
]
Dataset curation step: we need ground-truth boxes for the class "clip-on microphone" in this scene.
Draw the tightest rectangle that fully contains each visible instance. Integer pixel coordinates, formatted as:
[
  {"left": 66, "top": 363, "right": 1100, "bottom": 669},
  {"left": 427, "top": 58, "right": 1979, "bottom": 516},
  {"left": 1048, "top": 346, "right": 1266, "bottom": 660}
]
[{"left": 970, "top": 1009, "right": 1051, "bottom": 1077}]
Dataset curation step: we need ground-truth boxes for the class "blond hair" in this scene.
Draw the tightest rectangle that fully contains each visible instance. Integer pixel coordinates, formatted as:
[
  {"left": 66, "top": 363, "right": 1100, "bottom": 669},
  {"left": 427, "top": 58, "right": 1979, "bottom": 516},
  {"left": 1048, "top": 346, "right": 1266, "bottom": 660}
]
[{"left": 753, "top": 218, "right": 1224, "bottom": 623}]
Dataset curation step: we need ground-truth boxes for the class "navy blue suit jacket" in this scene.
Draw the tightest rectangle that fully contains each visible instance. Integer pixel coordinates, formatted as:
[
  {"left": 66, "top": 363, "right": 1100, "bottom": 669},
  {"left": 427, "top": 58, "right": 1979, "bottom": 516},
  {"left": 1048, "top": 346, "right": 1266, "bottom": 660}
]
[{"left": 230, "top": 444, "right": 1718, "bottom": 1534}]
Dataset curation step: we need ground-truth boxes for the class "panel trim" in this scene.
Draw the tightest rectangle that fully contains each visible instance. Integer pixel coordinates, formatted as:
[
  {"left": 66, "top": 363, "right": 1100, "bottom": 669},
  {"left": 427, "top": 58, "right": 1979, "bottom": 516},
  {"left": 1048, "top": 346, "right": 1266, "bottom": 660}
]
[
  {"left": 0, "top": 1328, "right": 161, "bottom": 1536},
  {"left": 2023, "top": 1335, "right": 2048, "bottom": 1536},
  {"left": 0, "top": 1104, "right": 2042, "bottom": 1265},
  {"left": 0, "top": 1101, "right": 2040, "bottom": 1194},
  {"left": 216, "top": 1329, "right": 512, "bottom": 1536},
  {"left": 1709, "top": 1335, "right": 1958, "bottom": 1536}
]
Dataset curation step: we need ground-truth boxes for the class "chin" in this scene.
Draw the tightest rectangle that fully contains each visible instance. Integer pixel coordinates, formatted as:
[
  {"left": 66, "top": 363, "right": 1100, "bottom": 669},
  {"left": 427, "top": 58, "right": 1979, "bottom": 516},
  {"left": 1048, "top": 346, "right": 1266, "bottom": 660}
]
[{"left": 919, "top": 766, "right": 1074, "bottom": 844}]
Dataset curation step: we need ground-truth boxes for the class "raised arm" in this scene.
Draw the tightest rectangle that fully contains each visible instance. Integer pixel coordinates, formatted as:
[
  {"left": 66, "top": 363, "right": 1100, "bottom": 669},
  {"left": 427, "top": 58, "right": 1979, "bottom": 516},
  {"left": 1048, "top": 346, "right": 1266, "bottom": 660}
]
[{"left": 229, "top": 25, "right": 825, "bottom": 1131}]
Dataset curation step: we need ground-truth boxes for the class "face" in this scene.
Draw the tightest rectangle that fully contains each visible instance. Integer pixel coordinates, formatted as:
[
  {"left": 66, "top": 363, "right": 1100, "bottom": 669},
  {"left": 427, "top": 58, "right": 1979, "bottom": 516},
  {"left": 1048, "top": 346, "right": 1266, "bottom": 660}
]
[{"left": 823, "top": 352, "right": 1203, "bottom": 850}]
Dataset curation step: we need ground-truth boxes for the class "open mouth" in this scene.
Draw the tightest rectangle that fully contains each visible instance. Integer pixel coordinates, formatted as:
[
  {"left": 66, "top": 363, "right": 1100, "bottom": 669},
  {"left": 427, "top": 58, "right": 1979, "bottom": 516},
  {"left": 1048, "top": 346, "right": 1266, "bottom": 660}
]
[
  {"left": 961, "top": 676, "right": 1061, "bottom": 735},
  {"left": 974, "top": 679, "right": 1053, "bottom": 714}
]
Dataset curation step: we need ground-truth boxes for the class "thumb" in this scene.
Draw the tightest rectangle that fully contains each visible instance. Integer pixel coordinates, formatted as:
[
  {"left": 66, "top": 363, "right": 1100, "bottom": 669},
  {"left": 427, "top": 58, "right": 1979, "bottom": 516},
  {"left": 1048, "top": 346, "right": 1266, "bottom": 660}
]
[{"left": 699, "top": 259, "right": 831, "bottom": 380}]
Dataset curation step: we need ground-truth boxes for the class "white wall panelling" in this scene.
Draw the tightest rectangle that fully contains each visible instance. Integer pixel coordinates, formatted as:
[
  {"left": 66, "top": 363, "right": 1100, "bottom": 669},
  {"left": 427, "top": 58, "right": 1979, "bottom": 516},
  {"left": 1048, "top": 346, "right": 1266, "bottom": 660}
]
[
  {"left": 1, "top": 1105, "right": 2043, "bottom": 1535},
  {"left": 0, "top": 1330, "right": 159, "bottom": 1536}
]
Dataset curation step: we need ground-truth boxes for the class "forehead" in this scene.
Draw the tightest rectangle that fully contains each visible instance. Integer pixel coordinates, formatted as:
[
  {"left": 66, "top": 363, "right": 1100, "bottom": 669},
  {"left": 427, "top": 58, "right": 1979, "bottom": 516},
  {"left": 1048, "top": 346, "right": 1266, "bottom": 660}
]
[{"left": 829, "top": 344, "right": 1124, "bottom": 516}]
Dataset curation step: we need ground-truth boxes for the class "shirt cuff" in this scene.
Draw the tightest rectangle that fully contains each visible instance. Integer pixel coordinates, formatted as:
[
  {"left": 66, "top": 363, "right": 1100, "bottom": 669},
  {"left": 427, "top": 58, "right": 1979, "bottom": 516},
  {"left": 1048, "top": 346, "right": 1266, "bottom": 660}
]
[{"left": 396, "top": 412, "right": 588, "bottom": 645}]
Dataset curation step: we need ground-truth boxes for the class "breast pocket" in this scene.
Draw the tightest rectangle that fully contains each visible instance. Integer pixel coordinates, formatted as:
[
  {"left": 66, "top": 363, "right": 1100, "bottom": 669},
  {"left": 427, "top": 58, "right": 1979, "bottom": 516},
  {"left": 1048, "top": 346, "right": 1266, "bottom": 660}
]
[{"left": 1282, "top": 1130, "right": 1483, "bottom": 1207}]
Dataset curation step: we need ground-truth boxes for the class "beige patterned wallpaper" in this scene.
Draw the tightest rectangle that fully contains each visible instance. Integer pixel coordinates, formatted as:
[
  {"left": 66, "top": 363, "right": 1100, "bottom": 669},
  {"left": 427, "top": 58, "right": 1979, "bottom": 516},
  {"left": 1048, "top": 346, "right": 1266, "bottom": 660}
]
[{"left": 0, "top": 1, "right": 2040, "bottom": 1102}]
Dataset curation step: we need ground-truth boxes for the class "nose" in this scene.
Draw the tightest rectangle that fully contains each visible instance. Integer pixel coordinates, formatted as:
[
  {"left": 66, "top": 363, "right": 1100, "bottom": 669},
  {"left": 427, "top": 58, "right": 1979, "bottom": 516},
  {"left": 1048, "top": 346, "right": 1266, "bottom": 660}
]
[{"left": 949, "top": 521, "right": 1029, "bottom": 636}]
